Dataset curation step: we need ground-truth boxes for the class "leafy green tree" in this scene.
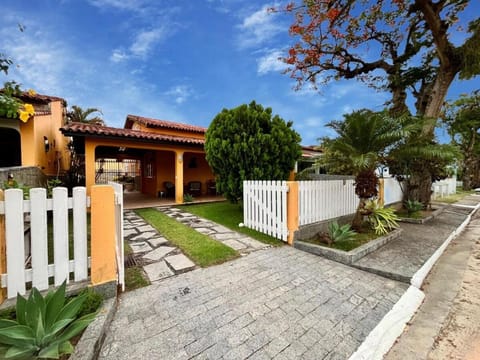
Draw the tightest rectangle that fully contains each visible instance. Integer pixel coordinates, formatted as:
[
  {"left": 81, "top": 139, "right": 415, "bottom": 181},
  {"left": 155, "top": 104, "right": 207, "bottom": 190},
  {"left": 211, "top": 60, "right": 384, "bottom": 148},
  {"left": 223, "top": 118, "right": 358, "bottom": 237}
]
[
  {"left": 320, "top": 110, "right": 408, "bottom": 229},
  {"left": 443, "top": 90, "right": 480, "bottom": 190},
  {"left": 67, "top": 105, "right": 104, "bottom": 125},
  {"left": 205, "top": 101, "right": 302, "bottom": 203},
  {"left": 387, "top": 117, "right": 459, "bottom": 203}
]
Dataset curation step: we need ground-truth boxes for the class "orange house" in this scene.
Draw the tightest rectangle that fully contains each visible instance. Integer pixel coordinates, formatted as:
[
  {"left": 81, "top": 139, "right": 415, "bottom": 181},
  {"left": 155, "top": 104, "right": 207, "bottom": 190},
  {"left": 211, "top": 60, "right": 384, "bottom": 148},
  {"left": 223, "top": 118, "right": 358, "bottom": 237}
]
[
  {"left": 60, "top": 115, "right": 216, "bottom": 204},
  {"left": 0, "top": 92, "right": 70, "bottom": 176}
]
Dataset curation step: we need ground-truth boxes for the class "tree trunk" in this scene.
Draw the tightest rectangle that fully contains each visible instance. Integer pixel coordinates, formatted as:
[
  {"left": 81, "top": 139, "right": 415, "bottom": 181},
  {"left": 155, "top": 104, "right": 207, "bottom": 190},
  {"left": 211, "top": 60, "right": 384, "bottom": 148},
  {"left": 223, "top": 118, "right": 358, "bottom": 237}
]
[
  {"left": 352, "top": 198, "right": 367, "bottom": 231},
  {"left": 406, "top": 169, "right": 432, "bottom": 208}
]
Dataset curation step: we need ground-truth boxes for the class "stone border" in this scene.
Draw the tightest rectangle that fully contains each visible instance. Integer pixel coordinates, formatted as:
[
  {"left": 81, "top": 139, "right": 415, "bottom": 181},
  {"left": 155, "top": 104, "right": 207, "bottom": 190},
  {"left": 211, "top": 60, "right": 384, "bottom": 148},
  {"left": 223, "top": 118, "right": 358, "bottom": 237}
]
[
  {"left": 396, "top": 206, "right": 445, "bottom": 224},
  {"left": 294, "top": 228, "right": 403, "bottom": 265},
  {"left": 70, "top": 297, "right": 117, "bottom": 360}
]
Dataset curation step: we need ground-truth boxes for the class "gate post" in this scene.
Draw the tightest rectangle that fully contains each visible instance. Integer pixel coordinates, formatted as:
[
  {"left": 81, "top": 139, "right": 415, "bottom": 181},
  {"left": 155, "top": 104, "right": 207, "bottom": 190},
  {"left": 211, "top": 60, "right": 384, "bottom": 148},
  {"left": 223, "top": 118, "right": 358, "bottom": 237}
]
[
  {"left": 0, "top": 190, "right": 6, "bottom": 304},
  {"left": 286, "top": 181, "right": 299, "bottom": 245},
  {"left": 90, "top": 185, "right": 117, "bottom": 297},
  {"left": 378, "top": 178, "right": 385, "bottom": 207}
]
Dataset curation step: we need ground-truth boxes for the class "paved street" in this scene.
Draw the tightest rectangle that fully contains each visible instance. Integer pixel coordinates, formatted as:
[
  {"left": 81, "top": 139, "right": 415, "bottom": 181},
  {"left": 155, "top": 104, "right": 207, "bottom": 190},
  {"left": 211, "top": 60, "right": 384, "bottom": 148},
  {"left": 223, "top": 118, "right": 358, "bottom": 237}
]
[{"left": 99, "top": 246, "right": 407, "bottom": 359}]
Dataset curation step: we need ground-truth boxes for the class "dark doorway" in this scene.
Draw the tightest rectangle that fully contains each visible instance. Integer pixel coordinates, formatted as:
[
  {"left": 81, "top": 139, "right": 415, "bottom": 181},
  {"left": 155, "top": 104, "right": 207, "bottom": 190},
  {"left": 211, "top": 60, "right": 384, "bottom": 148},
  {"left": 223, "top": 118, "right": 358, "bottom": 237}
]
[{"left": 0, "top": 128, "right": 21, "bottom": 167}]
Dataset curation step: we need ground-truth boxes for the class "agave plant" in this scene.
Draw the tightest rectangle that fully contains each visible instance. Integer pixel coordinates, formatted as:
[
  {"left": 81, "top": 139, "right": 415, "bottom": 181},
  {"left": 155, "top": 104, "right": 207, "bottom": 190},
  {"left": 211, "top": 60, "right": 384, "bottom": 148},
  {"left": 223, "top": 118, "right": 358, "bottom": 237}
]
[
  {"left": 328, "top": 221, "right": 356, "bottom": 242},
  {"left": 0, "top": 281, "right": 96, "bottom": 359},
  {"left": 365, "top": 199, "right": 400, "bottom": 235},
  {"left": 404, "top": 199, "right": 424, "bottom": 215}
]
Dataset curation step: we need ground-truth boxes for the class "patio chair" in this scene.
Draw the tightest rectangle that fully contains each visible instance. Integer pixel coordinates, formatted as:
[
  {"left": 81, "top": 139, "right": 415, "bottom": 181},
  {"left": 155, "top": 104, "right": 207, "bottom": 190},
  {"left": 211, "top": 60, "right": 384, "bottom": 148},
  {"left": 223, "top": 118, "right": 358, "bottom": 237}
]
[
  {"left": 206, "top": 179, "right": 217, "bottom": 195},
  {"left": 186, "top": 181, "right": 202, "bottom": 196},
  {"left": 163, "top": 181, "right": 175, "bottom": 198}
]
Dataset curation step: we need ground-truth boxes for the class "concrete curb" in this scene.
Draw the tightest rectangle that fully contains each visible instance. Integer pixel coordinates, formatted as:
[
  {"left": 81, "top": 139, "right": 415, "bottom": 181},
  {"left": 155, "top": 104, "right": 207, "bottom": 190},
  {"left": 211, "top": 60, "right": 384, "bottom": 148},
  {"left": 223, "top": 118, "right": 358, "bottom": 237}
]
[
  {"left": 410, "top": 202, "right": 480, "bottom": 289},
  {"left": 70, "top": 297, "right": 117, "bottom": 360},
  {"left": 349, "top": 201, "right": 480, "bottom": 360},
  {"left": 349, "top": 286, "right": 424, "bottom": 360}
]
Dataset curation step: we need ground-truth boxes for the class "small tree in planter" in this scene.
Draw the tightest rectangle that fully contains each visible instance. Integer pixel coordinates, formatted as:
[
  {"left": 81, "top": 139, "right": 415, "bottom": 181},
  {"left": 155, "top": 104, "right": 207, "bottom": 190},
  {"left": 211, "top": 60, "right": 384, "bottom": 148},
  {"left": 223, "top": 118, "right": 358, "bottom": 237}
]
[{"left": 320, "top": 109, "right": 408, "bottom": 230}]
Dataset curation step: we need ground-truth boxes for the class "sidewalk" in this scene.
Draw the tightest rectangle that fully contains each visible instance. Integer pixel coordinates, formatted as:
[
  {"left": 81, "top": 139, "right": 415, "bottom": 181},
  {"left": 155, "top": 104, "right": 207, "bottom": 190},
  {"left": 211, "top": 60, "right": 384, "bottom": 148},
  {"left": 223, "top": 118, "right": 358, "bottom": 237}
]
[{"left": 385, "top": 207, "right": 480, "bottom": 359}]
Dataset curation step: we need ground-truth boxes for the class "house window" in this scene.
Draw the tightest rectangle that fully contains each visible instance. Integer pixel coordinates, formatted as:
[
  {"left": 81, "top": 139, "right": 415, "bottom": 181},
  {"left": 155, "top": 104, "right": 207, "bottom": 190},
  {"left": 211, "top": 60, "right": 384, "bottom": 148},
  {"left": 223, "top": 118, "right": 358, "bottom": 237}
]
[{"left": 145, "top": 162, "right": 153, "bottom": 178}]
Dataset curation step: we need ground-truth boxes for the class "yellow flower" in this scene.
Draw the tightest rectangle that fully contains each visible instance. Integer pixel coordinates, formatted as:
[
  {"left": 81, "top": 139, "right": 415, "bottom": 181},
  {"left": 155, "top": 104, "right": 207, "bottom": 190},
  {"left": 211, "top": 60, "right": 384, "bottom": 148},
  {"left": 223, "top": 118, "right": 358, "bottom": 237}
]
[
  {"left": 27, "top": 89, "right": 36, "bottom": 96},
  {"left": 24, "top": 103, "right": 35, "bottom": 115},
  {"left": 19, "top": 110, "right": 30, "bottom": 123}
]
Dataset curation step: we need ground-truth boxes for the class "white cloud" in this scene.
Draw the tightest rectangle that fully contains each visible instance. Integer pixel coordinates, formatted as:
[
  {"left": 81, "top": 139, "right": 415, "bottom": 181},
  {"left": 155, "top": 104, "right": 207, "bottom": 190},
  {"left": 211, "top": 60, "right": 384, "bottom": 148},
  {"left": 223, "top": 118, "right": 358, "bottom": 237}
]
[
  {"left": 164, "top": 85, "right": 194, "bottom": 104},
  {"left": 237, "top": 4, "right": 283, "bottom": 49},
  {"left": 88, "top": 0, "right": 147, "bottom": 12},
  {"left": 257, "top": 49, "right": 286, "bottom": 74},
  {"left": 110, "top": 48, "right": 128, "bottom": 62},
  {"left": 129, "top": 28, "right": 166, "bottom": 58}
]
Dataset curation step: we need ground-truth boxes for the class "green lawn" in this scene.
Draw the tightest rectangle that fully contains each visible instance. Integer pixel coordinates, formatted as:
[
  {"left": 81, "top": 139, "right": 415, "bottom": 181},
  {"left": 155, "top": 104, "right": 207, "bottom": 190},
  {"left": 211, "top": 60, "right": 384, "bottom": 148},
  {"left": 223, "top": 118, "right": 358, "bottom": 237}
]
[
  {"left": 181, "top": 201, "right": 284, "bottom": 246},
  {"left": 135, "top": 208, "right": 239, "bottom": 267}
]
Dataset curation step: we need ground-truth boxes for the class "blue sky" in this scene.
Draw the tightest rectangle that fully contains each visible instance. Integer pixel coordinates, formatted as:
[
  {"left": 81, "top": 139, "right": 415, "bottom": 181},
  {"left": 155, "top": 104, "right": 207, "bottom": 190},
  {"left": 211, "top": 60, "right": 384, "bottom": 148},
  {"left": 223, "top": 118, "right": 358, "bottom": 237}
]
[{"left": 1, "top": 0, "right": 479, "bottom": 145}]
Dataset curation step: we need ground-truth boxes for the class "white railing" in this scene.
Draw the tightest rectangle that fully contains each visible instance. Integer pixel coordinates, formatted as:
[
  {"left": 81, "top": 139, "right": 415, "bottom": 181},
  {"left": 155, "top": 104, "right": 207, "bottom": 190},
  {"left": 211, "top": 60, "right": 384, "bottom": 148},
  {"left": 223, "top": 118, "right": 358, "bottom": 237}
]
[
  {"left": 298, "top": 180, "right": 358, "bottom": 225},
  {"left": 0, "top": 187, "right": 90, "bottom": 299},
  {"left": 243, "top": 180, "right": 289, "bottom": 242},
  {"left": 383, "top": 178, "right": 404, "bottom": 205}
]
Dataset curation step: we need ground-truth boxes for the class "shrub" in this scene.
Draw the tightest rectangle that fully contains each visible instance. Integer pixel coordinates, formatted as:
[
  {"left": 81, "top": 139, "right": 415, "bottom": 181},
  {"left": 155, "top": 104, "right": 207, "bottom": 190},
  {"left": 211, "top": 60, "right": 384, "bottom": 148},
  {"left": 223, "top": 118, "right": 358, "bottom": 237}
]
[
  {"left": 0, "top": 281, "right": 96, "bottom": 359},
  {"left": 328, "top": 221, "right": 356, "bottom": 242},
  {"left": 183, "top": 193, "right": 194, "bottom": 203},
  {"left": 365, "top": 200, "right": 400, "bottom": 235},
  {"left": 205, "top": 101, "right": 302, "bottom": 203},
  {"left": 404, "top": 199, "right": 423, "bottom": 215}
]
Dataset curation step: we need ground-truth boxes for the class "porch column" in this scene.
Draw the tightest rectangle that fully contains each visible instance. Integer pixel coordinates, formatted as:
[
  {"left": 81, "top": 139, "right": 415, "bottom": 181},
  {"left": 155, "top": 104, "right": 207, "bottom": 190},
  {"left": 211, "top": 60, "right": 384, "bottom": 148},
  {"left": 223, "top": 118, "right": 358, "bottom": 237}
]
[
  {"left": 175, "top": 151, "right": 184, "bottom": 204},
  {"left": 85, "top": 140, "right": 96, "bottom": 195}
]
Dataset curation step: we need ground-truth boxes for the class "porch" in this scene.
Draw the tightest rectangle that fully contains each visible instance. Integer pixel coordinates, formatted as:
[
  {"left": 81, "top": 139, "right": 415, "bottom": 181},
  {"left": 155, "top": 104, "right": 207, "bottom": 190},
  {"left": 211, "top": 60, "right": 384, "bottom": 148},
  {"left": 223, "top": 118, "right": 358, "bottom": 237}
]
[{"left": 123, "top": 191, "right": 224, "bottom": 210}]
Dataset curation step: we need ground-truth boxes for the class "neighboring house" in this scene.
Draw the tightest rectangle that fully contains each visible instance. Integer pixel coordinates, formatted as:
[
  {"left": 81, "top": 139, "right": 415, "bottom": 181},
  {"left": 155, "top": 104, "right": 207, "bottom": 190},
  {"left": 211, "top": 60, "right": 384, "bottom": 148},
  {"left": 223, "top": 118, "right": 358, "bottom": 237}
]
[
  {"left": 61, "top": 115, "right": 215, "bottom": 203},
  {"left": 297, "top": 145, "right": 323, "bottom": 174},
  {"left": 0, "top": 92, "right": 70, "bottom": 177}
]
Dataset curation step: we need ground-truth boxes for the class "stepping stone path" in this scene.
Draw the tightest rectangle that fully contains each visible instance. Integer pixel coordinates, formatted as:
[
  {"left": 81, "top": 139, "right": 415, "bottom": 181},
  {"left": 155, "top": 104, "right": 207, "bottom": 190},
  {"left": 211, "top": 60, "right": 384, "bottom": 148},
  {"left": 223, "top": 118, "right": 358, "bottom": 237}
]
[
  {"left": 123, "top": 207, "right": 270, "bottom": 283},
  {"left": 158, "top": 207, "right": 270, "bottom": 254},
  {"left": 123, "top": 211, "right": 196, "bottom": 282}
]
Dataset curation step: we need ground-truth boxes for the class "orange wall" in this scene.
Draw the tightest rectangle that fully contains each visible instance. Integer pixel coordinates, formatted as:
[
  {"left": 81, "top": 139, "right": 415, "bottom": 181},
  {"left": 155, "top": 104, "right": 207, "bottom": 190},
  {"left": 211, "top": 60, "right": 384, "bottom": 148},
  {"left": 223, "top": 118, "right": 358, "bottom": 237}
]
[
  {"left": 156, "top": 150, "right": 175, "bottom": 194},
  {"left": 183, "top": 152, "right": 214, "bottom": 195}
]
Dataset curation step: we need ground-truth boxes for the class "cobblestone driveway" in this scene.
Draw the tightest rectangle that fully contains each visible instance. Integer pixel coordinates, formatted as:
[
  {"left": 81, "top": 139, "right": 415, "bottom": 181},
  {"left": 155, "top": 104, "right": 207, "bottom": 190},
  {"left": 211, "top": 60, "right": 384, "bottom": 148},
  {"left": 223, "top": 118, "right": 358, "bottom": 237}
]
[{"left": 100, "top": 247, "right": 407, "bottom": 359}]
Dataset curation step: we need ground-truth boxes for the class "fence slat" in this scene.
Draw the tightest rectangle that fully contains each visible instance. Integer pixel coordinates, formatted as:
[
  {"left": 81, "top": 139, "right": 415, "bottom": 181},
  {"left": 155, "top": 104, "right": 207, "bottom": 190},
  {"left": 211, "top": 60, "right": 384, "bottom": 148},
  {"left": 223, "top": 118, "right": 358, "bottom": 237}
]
[
  {"left": 30, "top": 188, "right": 49, "bottom": 291},
  {"left": 5, "top": 189, "right": 26, "bottom": 298},
  {"left": 53, "top": 187, "right": 69, "bottom": 286},
  {"left": 73, "top": 187, "right": 88, "bottom": 281}
]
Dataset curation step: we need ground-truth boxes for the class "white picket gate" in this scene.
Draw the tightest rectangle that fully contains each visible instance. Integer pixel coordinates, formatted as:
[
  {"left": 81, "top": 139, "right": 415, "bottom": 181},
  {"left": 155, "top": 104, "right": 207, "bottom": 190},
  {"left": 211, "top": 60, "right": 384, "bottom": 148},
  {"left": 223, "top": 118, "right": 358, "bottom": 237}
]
[
  {"left": 243, "top": 181, "right": 289, "bottom": 242},
  {"left": 0, "top": 187, "right": 90, "bottom": 299},
  {"left": 298, "top": 180, "right": 359, "bottom": 225}
]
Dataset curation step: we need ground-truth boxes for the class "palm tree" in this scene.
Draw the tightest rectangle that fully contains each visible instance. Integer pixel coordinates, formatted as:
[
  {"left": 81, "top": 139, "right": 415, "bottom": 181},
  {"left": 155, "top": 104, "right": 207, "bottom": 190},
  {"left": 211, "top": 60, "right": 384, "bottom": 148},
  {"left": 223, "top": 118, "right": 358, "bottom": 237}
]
[
  {"left": 320, "top": 110, "right": 408, "bottom": 229},
  {"left": 67, "top": 105, "right": 104, "bottom": 126}
]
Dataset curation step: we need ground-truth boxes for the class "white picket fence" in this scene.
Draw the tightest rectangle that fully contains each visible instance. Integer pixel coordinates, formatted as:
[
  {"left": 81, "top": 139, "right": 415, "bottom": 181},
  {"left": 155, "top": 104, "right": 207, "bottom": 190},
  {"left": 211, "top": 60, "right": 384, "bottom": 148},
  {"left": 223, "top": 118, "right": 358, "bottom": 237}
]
[
  {"left": 0, "top": 187, "right": 90, "bottom": 299},
  {"left": 432, "top": 177, "right": 457, "bottom": 198},
  {"left": 243, "top": 181, "right": 289, "bottom": 242},
  {"left": 298, "top": 180, "right": 358, "bottom": 225},
  {"left": 383, "top": 178, "right": 404, "bottom": 205}
]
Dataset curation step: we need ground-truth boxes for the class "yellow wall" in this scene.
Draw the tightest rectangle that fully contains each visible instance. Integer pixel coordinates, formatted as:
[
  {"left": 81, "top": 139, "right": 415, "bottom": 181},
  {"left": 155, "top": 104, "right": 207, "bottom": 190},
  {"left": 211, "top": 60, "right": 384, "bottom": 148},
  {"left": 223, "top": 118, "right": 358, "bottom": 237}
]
[{"left": 19, "top": 100, "right": 70, "bottom": 176}]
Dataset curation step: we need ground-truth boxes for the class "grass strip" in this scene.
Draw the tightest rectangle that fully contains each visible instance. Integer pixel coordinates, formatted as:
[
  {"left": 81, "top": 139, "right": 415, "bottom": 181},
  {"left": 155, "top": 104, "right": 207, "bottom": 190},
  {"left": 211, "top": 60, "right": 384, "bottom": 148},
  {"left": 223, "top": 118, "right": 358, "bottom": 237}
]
[
  {"left": 181, "top": 202, "right": 283, "bottom": 247},
  {"left": 135, "top": 208, "right": 239, "bottom": 267}
]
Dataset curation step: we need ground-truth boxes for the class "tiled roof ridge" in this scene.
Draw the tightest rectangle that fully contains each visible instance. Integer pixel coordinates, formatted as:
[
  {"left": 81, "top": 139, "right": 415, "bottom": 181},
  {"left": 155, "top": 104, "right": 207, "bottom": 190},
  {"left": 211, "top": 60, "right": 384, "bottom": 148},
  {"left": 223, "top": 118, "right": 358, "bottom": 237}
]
[
  {"left": 61, "top": 122, "right": 205, "bottom": 145},
  {"left": 126, "top": 114, "right": 207, "bottom": 133}
]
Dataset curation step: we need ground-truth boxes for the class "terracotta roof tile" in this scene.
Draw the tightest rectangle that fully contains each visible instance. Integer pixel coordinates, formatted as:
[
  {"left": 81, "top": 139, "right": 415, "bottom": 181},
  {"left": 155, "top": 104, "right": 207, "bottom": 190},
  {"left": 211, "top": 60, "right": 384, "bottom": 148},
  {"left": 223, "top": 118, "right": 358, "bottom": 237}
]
[
  {"left": 60, "top": 122, "right": 205, "bottom": 146},
  {"left": 125, "top": 114, "right": 207, "bottom": 133}
]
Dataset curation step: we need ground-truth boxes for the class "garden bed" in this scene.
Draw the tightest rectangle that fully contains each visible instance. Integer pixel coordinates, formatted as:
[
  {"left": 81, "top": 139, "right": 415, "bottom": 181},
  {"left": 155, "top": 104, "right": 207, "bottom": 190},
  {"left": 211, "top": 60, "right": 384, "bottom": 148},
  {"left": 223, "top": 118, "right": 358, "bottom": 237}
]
[
  {"left": 294, "top": 228, "right": 403, "bottom": 265},
  {"left": 395, "top": 206, "right": 445, "bottom": 224}
]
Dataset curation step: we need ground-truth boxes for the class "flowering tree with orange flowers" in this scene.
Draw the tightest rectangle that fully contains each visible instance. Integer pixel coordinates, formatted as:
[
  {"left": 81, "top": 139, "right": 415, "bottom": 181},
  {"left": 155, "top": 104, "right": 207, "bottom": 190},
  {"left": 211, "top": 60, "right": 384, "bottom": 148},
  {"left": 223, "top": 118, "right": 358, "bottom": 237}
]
[
  {"left": 278, "top": 0, "right": 479, "bottom": 204},
  {"left": 280, "top": 0, "right": 479, "bottom": 127}
]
